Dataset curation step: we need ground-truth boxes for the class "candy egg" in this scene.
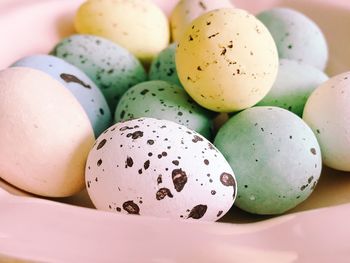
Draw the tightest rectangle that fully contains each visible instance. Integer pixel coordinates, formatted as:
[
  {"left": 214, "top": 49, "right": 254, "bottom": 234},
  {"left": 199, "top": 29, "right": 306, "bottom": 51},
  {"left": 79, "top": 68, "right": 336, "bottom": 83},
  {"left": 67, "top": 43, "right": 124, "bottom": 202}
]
[
  {"left": 176, "top": 8, "right": 278, "bottom": 112},
  {"left": 74, "top": 0, "right": 170, "bottom": 63},
  {"left": 170, "top": 0, "right": 234, "bottom": 42},
  {"left": 86, "top": 117, "right": 236, "bottom": 221},
  {"left": 303, "top": 72, "right": 350, "bottom": 171},
  {"left": 12, "top": 54, "right": 111, "bottom": 137},
  {"left": 52, "top": 34, "right": 147, "bottom": 111},
  {"left": 214, "top": 107, "right": 322, "bottom": 215},
  {"left": 257, "top": 59, "right": 328, "bottom": 116},
  {"left": 151, "top": 0, "right": 179, "bottom": 17},
  {"left": 0, "top": 67, "right": 95, "bottom": 197},
  {"left": 149, "top": 43, "right": 182, "bottom": 87},
  {"left": 257, "top": 7, "right": 328, "bottom": 70},
  {"left": 115, "top": 80, "right": 214, "bottom": 139}
]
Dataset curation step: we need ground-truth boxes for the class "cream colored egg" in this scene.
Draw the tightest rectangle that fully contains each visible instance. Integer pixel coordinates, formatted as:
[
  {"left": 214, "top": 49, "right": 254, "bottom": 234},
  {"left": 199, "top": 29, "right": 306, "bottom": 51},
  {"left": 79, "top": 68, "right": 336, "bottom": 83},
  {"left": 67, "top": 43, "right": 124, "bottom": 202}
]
[
  {"left": 303, "top": 72, "right": 350, "bottom": 172},
  {"left": 176, "top": 8, "right": 278, "bottom": 112},
  {"left": 171, "top": 0, "right": 234, "bottom": 42},
  {"left": 0, "top": 67, "right": 95, "bottom": 197},
  {"left": 74, "top": 0, "right": 170, "bottom": 63}
]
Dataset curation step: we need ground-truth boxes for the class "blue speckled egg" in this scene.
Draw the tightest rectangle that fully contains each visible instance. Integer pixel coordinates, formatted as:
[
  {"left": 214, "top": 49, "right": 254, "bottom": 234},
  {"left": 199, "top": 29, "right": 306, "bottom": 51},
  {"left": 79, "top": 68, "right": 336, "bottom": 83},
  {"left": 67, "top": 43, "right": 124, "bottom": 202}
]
[
  {"left": 51, "top": 34, "right": 147, "bottom": 111},
  {"left": 12, "top": 54, "right": 111, "bottom": 137}
]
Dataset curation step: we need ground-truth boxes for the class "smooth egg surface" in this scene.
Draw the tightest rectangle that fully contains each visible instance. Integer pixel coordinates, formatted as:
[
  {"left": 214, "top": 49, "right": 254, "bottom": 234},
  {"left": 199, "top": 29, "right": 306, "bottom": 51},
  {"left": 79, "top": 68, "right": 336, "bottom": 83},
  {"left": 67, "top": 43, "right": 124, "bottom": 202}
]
[
  {"left": 0, "top": 67, "right": 95, "bottom": 197},
  {"left": 74, "top": 0, "right": 170, "bottom": 63},
  {"left": 303, "top": 72, "right": 350, "bottom": 171}
]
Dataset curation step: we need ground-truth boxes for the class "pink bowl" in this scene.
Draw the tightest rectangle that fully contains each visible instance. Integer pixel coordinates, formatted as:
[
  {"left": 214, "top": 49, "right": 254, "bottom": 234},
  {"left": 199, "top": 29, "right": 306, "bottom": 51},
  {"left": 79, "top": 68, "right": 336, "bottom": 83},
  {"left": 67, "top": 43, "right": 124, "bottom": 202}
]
[{"left": 1, "top": 0, "right": 350, "bottom": 262}]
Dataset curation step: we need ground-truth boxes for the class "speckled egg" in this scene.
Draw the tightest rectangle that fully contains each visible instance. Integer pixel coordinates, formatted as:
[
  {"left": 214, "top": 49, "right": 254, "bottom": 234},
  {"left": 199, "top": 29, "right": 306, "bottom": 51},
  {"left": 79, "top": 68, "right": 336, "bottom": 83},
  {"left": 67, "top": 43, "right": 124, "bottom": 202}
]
[
  {"left": 12, "top": 55, "right": 111, "bottom": 137},
  {"left": 257, "top": 59, "right": 328, "bottom": 117},
  {"left": 170, "top": 0, "right": 234, "bottom": 42},
  {"left": 52, "top": 34, "right": 147, "bottom": 111},
  {"left": 149, "top": 43, "right": 182, "bottom": 87},
  {"left": 214, "top": 106, "right": 322, "bottom": 215},
  {"left": 74, "top": 0, "right": 170, "bottom": 63},
  {"left": 303, "top": 72, "right": 350, "bottom": 172},
  {"left": 115, "top": 80, "right": 214, "bottom": 139},
  {"left": 257, "top": 7, "right": 328, "bottom": 70},
  {"left": 176, "top": 8, "right": 278, "bottom": 112},
  {"left": 0, "top": 67, "right": 95, "bottom": 197},
  {"left": 86, "top": 117, "right": 236, "bottom": 221}
]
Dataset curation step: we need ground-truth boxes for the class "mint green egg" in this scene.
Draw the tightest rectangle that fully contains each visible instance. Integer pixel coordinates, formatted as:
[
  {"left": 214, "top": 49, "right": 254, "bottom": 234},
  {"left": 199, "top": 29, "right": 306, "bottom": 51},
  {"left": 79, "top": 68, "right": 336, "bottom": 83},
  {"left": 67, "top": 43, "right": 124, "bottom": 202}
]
[
  {"left": 257, "top": 59, "right": 328, "bottom": 116},
  {"left": 51, "top": 34, "right": 147, "bottom": 111},
  {"left": 149, "top": 43, "right": 182, "bottom": 87},
  {"left": 115, "top": 80, "right": 213, "bottom": 139},
  {"left": 214, "top": 106, "right": 322, "bottom": 215},
  {"left": 257, "top": 8, "right": 328, "bottom": 70}
]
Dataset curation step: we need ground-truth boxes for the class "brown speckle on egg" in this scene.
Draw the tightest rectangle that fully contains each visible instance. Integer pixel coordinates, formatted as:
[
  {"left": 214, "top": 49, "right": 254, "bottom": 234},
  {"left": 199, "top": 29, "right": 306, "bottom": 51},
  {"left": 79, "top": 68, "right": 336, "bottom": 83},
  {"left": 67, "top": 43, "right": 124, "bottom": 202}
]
[
  {"left": 172, "top": 168, "right": 188, "bottom": 192},
  {"left": 156, "top": 188, "right": 174, "bottom": 200},
  {"left": 122, "top": 201, "right": 140, "bottom": 215},
  {"left": 96, "top": 139, "right": 107, "bottom": 150},
  {"left": 220, "top": 172, "right": 235, "bottom": 187},
  {"left": 60, "top": 73, "right": 91, "bottom": 89},
  {"left": 188, "top": 204, "right": 207, "bottom": 219}
]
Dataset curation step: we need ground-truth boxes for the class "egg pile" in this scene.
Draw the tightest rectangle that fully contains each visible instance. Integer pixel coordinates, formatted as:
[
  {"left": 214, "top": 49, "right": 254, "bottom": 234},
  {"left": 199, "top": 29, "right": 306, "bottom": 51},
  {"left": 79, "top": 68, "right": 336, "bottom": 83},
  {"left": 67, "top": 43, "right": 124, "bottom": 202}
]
[{"left": 0, "top": 0, "right": 348, "bottom": 221}]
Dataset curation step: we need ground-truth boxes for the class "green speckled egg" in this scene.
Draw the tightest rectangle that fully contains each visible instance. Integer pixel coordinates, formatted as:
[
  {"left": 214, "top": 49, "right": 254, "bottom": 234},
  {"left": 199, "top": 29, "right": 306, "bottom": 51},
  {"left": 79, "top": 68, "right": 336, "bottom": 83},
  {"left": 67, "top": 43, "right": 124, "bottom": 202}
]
[
  {"left": 257, "top": 8, "right": 328, "bottom": 70},
  {"left": 115, "top": 80, "right": 214, "bottom": 139},
  {"left": 214, "top": 106, "right": 322, "bottom": 215},
  {"left": 51, "top": 34, "right": 147, "bottom": 111},
  {"left": 257, "top": 59, "right": 328, "bottom": 116},
  {"left": 149, "top": 43, "right": 182, "bottom": 87}
]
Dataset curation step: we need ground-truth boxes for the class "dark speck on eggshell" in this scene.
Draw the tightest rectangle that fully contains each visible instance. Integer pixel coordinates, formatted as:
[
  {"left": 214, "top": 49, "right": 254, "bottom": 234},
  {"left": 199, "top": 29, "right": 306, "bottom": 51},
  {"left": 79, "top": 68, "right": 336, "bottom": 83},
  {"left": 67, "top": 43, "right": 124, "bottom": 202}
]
[
  {"left": 122, "top": 201, "right": 140, "bottom": 215},
  {"left": 172, "top": 168, "right": 188, "bottom": 192},
  {"left": 187, "top": 204, "right": 207, "bottom": 219}
]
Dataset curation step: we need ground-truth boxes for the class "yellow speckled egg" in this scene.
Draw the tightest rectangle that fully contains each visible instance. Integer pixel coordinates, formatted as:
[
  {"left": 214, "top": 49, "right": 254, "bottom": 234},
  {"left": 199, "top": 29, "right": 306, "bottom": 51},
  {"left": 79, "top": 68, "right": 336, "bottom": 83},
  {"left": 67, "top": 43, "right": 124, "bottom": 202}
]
[
  {"left": 0, "top": 67, "right": 95, "bottom": 197},
  {"left": 176, "top": 8, "right": 279, "bottom": 112},
  {"left": 171, "top": 0, "right": 234, "bottom": 42},
  {"left": 74, "top": 0, "right": 170, "bottom": 63}
]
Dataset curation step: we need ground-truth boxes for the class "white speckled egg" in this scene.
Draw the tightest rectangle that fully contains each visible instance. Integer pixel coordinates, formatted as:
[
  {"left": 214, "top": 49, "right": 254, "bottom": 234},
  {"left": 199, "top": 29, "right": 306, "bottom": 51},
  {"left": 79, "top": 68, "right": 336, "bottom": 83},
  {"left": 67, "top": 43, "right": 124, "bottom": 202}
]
[
  {"left": 86, "top": 117, "right": 236, "bottom": 221},
  {"left": 257, "top": 7, "right": 328, "bottom": 70},
  {"left": 12, "top": 54, "right": 112, "bottom": 137},
  {"left": 257, "top": 59, "right": 328, "bottom": 116},
  {"left": 214, "top": 106, "right": 322, "bottom": 215},
  {"left": 176, "top": 8, "right": 278, "bottom": 112},
  {"left": 170, "top": 0, "right": 234, "bottom": 42},
  {"left": 74, "top": 0, "right": 170, "bottom": 63},
  {"left": 0, "top": 67, "right": 95, "bottom": 197},
  {"left": 52, "top": 34, "right": 147, "bottom": 111},
  {"left": 303, "top": 72, "right": 350, "bottom": 171}
]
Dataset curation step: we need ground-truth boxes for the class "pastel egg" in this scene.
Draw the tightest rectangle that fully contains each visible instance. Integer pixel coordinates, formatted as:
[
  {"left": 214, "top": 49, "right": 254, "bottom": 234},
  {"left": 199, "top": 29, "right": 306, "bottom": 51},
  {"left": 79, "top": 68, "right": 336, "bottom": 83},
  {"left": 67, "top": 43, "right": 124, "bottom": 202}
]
[
  {"left": 86, "top": 117, "right": 236, "bottom": 221},
  {"left": 303, "top": 72, "right": 350, "bottom": 171},
  {"left": 170, "top": 0, "right": 234, "bottom": 42},
  {"left": 52, "top": 34, "right": 147, "bottom": 111},
  {"left": 74, "top": 0, "right": 170, "bottom": 63},
  {"left": 12, "top": 54, "right": 112, "bottom": 137},
  {"left": 149, "top": 43, "right": 182, "bottom": 87},
  {"left": 257, "top": 7, "right": 328, "bottom": 70},
  {"left": 257, "top": 59, "right": 328, "bottom": 116},
  {"left": 115, "top": 80, "right": 214, "bottom": 139},
  {"left": 0, "top": 67, "right": 95, "bottom": 197},
  {"left": 214, "top": 106, "right": 322, "bottom": 215},
  {"left": 176, "top": 8, "right": 278, "bottom": 112},
  {"left": 151, "top": 0, "right": 179, "bottom": 17}
]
